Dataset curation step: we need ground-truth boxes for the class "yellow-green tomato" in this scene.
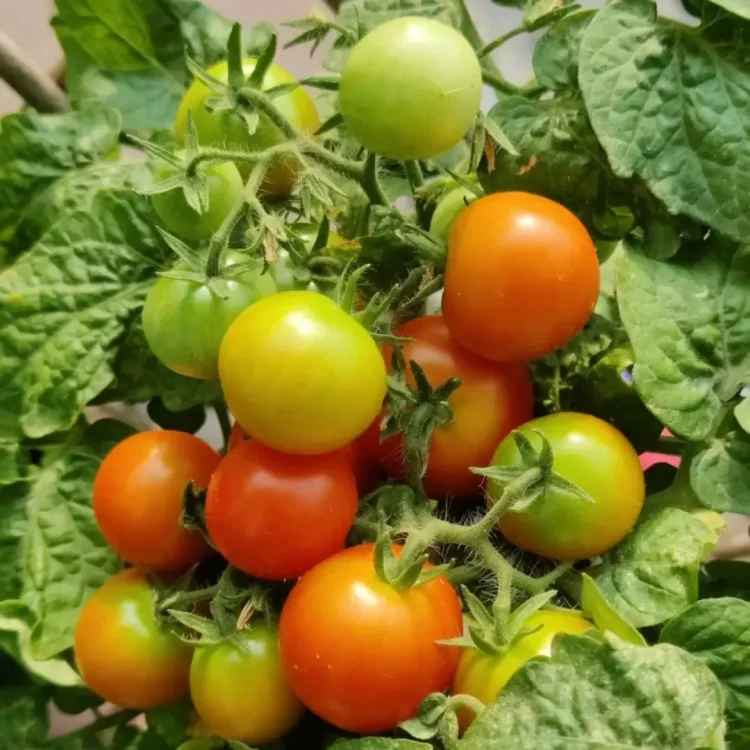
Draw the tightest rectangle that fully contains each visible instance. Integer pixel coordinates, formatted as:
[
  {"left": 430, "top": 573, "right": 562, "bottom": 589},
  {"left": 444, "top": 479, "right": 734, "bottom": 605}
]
[
  {"left": 151, "top": 159, "right": 244, "bottom": 242},
  {"left": 143, "top": 251, "right": 276, "bottom": 380},
  {"left": 175, "top": 59, "right": 320, "bottom": 197},
  {"left": 429, "top": 187, "right": 477, "bottom": 243},
  {"left": 490, "top": 413, "right": 645, "bottom": 560},
  {"left": 453, "top": 610, "right": 592, "bottom": 730},
  {"left": 219, "top": 291, "right": 387, "bottom": 454},
  {"left": 190, "top": 626, "right": 303, "bottom": 745},
  {"left": 339, "top": 17, "right": 482, "bottom": 160}
]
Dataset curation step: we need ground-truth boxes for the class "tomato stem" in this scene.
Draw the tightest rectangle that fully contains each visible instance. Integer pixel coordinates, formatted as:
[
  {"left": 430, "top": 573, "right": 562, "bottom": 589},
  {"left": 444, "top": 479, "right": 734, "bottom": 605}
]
[
  {"left": 214, "top": 399, "right": 232, "bottom": 451},
  {"left": 158, "top": 583, "right": 221, "bottom": 612},
  {"left": 477, "top": 26, "right": 526, "bottom": 59},
  {"left": 446, "top": 693, "right": 486, "bottom": 719},
  {"left": 56, "top": 709, "right": 140, "bottom": 741}
]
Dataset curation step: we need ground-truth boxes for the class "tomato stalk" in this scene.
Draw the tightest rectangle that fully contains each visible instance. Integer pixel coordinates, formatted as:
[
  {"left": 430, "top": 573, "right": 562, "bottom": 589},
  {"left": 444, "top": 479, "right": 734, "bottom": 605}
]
[
  {"left": 214, "top": 398, "right": 232, "bottom": 451},
  {"left": 477, "top": 26, "right": 527, "bottom": 59},
  {"left": 54, "top": 709, "right": 140, "bottom": 742}
]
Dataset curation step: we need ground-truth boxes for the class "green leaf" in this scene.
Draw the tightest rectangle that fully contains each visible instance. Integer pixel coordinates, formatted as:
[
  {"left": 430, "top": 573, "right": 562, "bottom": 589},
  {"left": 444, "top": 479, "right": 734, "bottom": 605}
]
[
  {"left": 578, "top": 573, "right": 646, "bottom": 646},
  {"left": 0, "top": 440, "right": 32, "bottom": 487},
  {"left": 0, "top": 600, "right": 82, "bottom": 686},
  {"left": 532, "top": 10, "right": 595, "bottom": 90},
  {"left": 145, "top": 699, "right": 193, "bottom": 748},
  {"left": 99, "top": 318, "right": 221, "bottom": 412},
  {"left": 579, "top": 0, "right": 750, "bottom": 244},
  {"left": 617, "top": 243, "right": 750, "bottom": 441},
  {"left": 461, "top": 634, "right": 723, "bottom": 750},
  {"left": 706, "top": 0, "right": 750, "bottom": 19},
  {"left": 589, "top": 507, "right": 719, "bottom": 628},
  {"left": 0, "top": 419, "right": 133, "bottom": 661},
  {"left": 147, "top": 398, "right": 205, "bottom": 434},
  {"left": 736, "top": 397, "right": 750, "bottom": 434},
  {"left": 0, "top": 189, "right": 168, "bottom": 440},
  {"left": 523, "top": 0, "right": 579, "bottom": 32},
  {"left": 0, "top": 108, "right": 120, "bottom": 250},
  {"left": 691, "top": 422, "right": 750, "bottom": 514},
  {"left": 701, "top": 561, "right": 750, "bottom": 601},
  {"left": 661, "top": 598, "right": 750, "bottom": 721},
  {"left": 330, "top": 740, "right": 431, "bottom": 750},
  {"left": 0, "top": 683, "right": 48, "bottom": 748}
]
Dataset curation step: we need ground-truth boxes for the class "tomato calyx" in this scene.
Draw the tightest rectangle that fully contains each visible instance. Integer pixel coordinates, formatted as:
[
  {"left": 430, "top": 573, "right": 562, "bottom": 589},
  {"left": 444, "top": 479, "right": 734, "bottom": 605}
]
[
  {"left": 473, "top": 430, "right": 595, "bottom": 513},
  {"left": 399, "top": 691, "right": 485, "bottom": 746}
]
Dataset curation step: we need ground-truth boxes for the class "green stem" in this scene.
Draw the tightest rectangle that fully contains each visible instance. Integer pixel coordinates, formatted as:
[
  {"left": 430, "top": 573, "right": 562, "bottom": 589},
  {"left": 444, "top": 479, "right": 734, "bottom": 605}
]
[
  {"left": 478, "top": 26, "right": 526, "bottom": 59},
  {"left": 404, "top": 160, "right": 425, "bottom": 191},
  {"left": 187, "top": 144, "right": 296, "bottom": 174},
  {"left": 205, "top": 159, "right": 268, "bottom": 278},
  {"left": 214, "top": 399, "right": 232, "bottom": 451},
  {"left": 447, "top": 693, "right": 486, "bottom": 718},
  {"left": 482, "top": 69, "right": 530, "bottom": 96},
  {"left": 159, "top": 583, "right": 220, "bottom": 612},
  {"left": 58, "top": 709, "right": 140, "bottom": 740}
]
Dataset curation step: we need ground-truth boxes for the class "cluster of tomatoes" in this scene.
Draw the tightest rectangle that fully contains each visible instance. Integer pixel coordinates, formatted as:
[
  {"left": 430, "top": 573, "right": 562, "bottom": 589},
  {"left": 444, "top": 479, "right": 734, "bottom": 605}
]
[{"left": 74, "top": 15, "right": 648, "bottom": 746}]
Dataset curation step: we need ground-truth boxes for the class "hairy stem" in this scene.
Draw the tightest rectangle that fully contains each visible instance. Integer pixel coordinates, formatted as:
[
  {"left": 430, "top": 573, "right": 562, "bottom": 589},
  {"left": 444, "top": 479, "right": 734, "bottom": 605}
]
[
  {"left": 0, "top": 30, "right": 68, "bottom": 112},
  {"left": 478, "top": 26, "right": 526, "bottom": 59},
  {"left": 159, "top": 583, "right": 221, "bottom": 612}
]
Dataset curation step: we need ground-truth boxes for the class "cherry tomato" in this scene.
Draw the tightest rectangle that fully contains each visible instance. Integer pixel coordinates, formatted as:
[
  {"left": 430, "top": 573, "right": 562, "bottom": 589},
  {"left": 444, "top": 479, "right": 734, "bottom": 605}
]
[
  {"left": 443, "top": 192, "right": 600, "bottom": 362},
  {"left": 143, "top": 250, "right": 276, "bottom": 380},
  {"left": 151, "top": 157, "right": 243, "bottom": 241},
  {"left": 365, "top": 316, "right": 533, "bottom": 498},
  {"left": 75, "top": 569, "right": 192, "bottom": 709},
  {"left": 219, "top": 291, "right": 387, "bottom": 454},
  {"left": 453, "top": 610, "right": 592, "bottom": 730},
  {"left": 205, "top": 440, "right": 357, "bottom": 579},
  {"left": 429, "top": 187, "right": 477, "bottom": 243},
  {"left": 93, "top": 431, "right": 220, "bottom": 572},
  {"left": 279, "top": 544, "right": 463, "bottom": 733},
  {"left": 175, "top": 59, "right": 320, "bottom": 197},
  {"left": 489, "top": 413, "right": 645, "bottom": 560},
  {"left": 190, "top": 625, "right": 304, "bottom": 744},
  {"left": 339, "top": 17, "right": 482, "bottom": 159}
]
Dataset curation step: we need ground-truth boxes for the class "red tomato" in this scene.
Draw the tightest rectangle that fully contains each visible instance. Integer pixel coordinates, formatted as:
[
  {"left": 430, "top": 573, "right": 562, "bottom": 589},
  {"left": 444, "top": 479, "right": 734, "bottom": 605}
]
[
  {"left": 93, "top": 431, "right": 220, "bottom": 572},
  {"left": 279, "top": 544, "right": 463, "bottom": 733},
  {"left": 205, "top": 441, "right": 358, "bottom": 580},
  {"left": 443, "top": 192, "right": 600, "bottom": 362},
  {"left": 364, "top": 316, "right": 533, "bottom": 498},
  {"left": 75, "top": 569, "right": 192, "bottom": 709}
]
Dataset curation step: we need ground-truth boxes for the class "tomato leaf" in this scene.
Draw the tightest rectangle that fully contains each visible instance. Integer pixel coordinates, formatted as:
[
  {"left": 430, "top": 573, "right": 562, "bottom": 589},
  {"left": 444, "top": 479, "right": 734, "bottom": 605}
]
[
  {"left": 0, "top": 108, "right": 121, "bottom": 257},
  {"left": 736, "top": 398, "right": 750, "bottom": 435},
  {"left": 0, "top": 419, "right": 134, "bottom": 661},
  {"left": 0, "top": 681, "right": 48, "bottom": 749},
  {"left": 459, "top": 634, "right": 724, "bottom": 750},
  {"left": 532, "top": 10, "right": 595, "bottom": 91},
  {"left": 617, "top": 243, "right": 750, "bottom": 442},
  {"left": 579, "top": 0, "right": 750, "bottom": 244},
  {"left": 0, "top": 189, "right": 169, "bottom": 440},
  {"left": 330, "top": 740, "right": 432, "bottom": 749},
  {"left": 588, "top": 507, "right": 719, "bottom": 628},
  {"left": 705, "top": 0, "right": 750, "bottom": 20},
  {"left": 577, "top": 573, "right": 646, "bottom": 646},
  {"left": 661, "top": 597, "right": 750, "bottom": 721}
]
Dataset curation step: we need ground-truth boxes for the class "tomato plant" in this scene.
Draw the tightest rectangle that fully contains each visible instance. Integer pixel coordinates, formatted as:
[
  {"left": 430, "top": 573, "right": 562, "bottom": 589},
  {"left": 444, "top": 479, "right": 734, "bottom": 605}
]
[
  {"left": 219, "top": 290, "right": 387, "bottom": 454},
  {"left": 74, "top": 569, "right": 192, "bottom": 709},
  {"left": 366, "top": 315, "right": 533, "bottom": 498},
  {"left": 429, "top": 186, "right": 477, "bottom": 243},
  {"left": 151, "top": 158, "right": 244, "bottom": 241},
  {"left": 339, "top": 17, "right": 482, "bottom": 159},
  {"left": 142, "top": 250, "right": 276, "bottom": 380},
  {"left": 453, "top": 610, "right": 593, "bottom": 730},
  {"left": 443, "top": 192, "right": 600, "bottom": 362},
  {"left": 190, "top": 625, "right": 304, "bottom": 744},
  {"left": 93, "top": 430, "right": 220, "bottom": 572},
  {"left": 279, "top": 544, "right": 463, "bottom": 733},
  {"left": 489, "top": 413, "right": 645, "bottom": 560},
  {"left": 175, "top": 58, "right": 319, "bottom": 196},
  {"left": 205, "top": 440, "right": 358, "bottom": 579}
]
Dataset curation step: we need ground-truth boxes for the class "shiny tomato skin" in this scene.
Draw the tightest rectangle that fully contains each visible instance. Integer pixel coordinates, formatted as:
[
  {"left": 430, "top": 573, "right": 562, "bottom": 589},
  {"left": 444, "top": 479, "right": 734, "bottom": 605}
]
[
  {"left": 443, "top": 192, "right": 600, "bottom": 362},
  {"left": 218, "top": 291, "right": 387, "bottom": 455},
  {"left": 93, "top": 431, "right": 220, "bottom": 572},
  {"left": 190, "top": 625, "right": 304, "bottom": 744},
  {"left": 453, "top": 610, "right": 592, "bottom": 730},
  {"left": 143, "top": 251, "right": 276, "bottom": 380},
  {"left": 175, "top": 59, "right": 320, "bottom": 197},
  {"left": 339, "top": 17, "right": 482, "bottom": 160},
  {"left": 279, "top": 544, "right": 463, "bottom": 733},
  {"left": 368, "top": 316, "right": 533, "bottom": 498},
  {"left": 75, "top": 569, "right": 192, "bottom": 709},
  {"left": 151, "top": 158, "right": 243, "bottom": 241},
  {"left": 490, "top": 413, "right": 645, "bottom": 560},
  {"left": 205, "top": 440, "right": 358, "bottom": 580}
]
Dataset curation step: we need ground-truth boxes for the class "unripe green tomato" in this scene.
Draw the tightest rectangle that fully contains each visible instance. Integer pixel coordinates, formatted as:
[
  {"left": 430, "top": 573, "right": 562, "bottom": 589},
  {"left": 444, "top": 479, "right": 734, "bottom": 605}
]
[
  {"left": 151, "top": 158, "right": 244, "bottom": 242},
  {"left": 429, "top": 187, "right": 477, "bottom": 243},
  {"left": 339, "top": 17, "right": 482, "bottom": 160},
  {"left": 143, "top": 250, "right": 276, "bottom": 380},
  {"left": 175, "top": 58, "right": 320, "bottom": 197},
  {"left": 190, "top": 625, "right": 303, "bottom": 745}
]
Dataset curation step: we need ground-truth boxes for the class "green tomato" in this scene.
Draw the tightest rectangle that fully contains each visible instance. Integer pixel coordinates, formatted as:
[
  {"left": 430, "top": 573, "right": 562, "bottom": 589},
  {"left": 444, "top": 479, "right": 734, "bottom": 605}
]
[
  {"left": 453, "top": 610, "right": 593, "bottom": 731},
  {"left": 429, "top": 186, "right": 477, "bottom": 243},
  {"left": 489, "top": 412, "right": 645, "bottom": 560},
  {"left": 143, "top": 250, "right": 276, "bottom": 380},
  {"left": 339, "top": 17, "right": 482, "bottom": 160},
  {"left": 151, "top": 158, "right": 243, "bottom": 242},
  {"left": 175, "top": 59, "right": 320, "bottom": 197},
  {"left": 190, "top": 626, "right": 303, "bottom": 745}
]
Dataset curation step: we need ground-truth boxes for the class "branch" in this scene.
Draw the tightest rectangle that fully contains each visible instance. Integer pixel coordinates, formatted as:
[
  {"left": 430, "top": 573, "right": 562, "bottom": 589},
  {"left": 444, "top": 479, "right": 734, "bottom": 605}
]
[{"left": 0, "top": 31, "right": 68, "bottom": 113}]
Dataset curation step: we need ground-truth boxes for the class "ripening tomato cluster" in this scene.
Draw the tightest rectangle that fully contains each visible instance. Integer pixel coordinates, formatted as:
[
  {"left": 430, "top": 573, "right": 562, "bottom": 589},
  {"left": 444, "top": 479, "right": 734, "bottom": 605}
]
[{"left": 74, "top": 15, "right": 648, "bottom": 745}]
